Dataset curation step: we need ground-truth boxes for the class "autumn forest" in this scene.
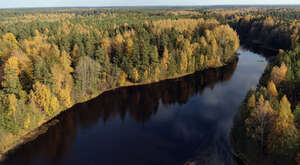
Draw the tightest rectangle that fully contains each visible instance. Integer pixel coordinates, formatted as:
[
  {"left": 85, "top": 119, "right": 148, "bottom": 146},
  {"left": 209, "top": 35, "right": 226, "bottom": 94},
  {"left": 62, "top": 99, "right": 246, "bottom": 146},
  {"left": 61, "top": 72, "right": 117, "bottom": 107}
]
[{"left": 0, "top": 7, "right": 299, "bottom": 165}]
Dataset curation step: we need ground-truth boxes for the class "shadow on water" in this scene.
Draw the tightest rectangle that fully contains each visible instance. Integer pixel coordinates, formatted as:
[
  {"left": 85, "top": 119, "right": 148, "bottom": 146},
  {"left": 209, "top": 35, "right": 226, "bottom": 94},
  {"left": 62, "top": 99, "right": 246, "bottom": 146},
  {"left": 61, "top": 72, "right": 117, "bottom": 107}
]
[
  {"left": 2, "top": 47, "right": 268, "bottom": 165},
  {"left": 240, "top": 41, "right": 278, "bottom": 58}
]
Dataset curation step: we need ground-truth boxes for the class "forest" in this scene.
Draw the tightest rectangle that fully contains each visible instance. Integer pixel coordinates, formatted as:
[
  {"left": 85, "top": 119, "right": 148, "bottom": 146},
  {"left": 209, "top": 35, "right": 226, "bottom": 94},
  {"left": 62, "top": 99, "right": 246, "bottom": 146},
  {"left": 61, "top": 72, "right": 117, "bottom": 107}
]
[
  {"left": 0, "top": 7, "right": 300, "bottom": 165},
  {"left": 225, "top": 8, "right": 300, "bottom": 165},
  {"left": 0, "top": 8, "right": 240, "bottom": 154}
]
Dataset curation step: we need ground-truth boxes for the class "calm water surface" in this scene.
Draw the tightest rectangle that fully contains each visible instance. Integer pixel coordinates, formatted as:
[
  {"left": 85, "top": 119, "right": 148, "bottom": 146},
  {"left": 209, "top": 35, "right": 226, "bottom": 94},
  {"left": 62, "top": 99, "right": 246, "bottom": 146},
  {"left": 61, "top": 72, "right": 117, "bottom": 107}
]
[{"left": 2, "top": 47, "right": 268, "bottom": 165}]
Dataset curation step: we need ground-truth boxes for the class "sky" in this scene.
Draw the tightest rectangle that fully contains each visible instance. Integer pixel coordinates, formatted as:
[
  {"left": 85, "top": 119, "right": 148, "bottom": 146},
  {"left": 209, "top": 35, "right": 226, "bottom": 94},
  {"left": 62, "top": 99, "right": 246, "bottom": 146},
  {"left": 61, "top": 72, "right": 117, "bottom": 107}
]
[{"left": 1, "top": 0, "right": 300, "bottom": 9}]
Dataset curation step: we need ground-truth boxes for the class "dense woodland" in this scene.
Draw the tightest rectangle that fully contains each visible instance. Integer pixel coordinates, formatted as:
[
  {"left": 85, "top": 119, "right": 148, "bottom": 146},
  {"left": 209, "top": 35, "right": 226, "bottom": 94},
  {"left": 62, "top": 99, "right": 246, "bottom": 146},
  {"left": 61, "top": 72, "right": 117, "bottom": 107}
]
[
  {"left": 226, "top": 8, "right": 300, "bottom": 165},
  {"left": 0, "top": 7, "right": 300, "bottom": 165},
  {"left": 2, "top": 58, "right": 238, "bottom": 164},
  {"left": 0, "top": 8, "right": 240, "bottom": 153}
]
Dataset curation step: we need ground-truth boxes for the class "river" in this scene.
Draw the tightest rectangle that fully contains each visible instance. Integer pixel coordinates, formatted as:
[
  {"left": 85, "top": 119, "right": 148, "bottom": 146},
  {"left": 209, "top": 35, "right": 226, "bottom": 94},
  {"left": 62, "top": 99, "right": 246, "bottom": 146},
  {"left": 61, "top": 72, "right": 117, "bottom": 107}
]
[{"left": 1, "top": 46, "right": 268, "bottom": 165}]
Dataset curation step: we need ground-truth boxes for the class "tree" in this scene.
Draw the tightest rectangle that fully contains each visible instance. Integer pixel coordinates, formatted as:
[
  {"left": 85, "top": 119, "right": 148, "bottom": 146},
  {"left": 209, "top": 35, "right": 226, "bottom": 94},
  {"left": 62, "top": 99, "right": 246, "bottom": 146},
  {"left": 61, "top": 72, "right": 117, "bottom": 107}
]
[
  {"left": 168, "top": 50, "right": 177, "bottom": 76},
  {"left": 112, "top": 34, "right": 124, "bottom": 65},
  {"left": 74, "top": 56, "right": 100, "bottom": 97},
  {"left": 30, "top": 82, "right": 58, "bottom": 116},
  {"left": 23, "top": 114, "right": 31, "bottom": 129},
  {"left": 32, "top": 56, "right": 52, "bottom": 86},
  {"left": 212, "top": 25, "right": 240, "bottom": 62},
  {"left": 101, "top": 37, "right": 111, "bottom": 56},
  {"left": 271, "top": 63, "right": 288, "bottom": 84},
  {"left": 160, "top": 46, "right": 169, "bottom": 72},
  {"left": 150, "top": 46, "right": 159, "bottom": 68},
  {"left": 4, "top": 94, "right": 18, "bottom": 123},
  {"left": 118, "top": 71, "right": 128, "bottom": 86},
  {"left": 267, "top": 80, "right": 278, "bottom": 97},
  {"left": 95, "top": 46, "right": 111, "bottom": 89},
  {"left": 247, "top": 94, "right": 256, "bottom": 108},
  {"left": 1, "top": 56, "right": 22, "bottom": 95},
  {"left": 245, "top": 95, "right": 276, "bottom": 150},
  {"left": 179, "top": 50, "right": 188, "bottom": 73},
  {"left": 71, "top": 44, "right": 81, "bottom": 64},
  {"left": 125, "top": 38, "right": 134, "bottom": 57},
  {"left": 0, "top": 33, "right": 19, "bottom": 60},
  {"left": 267, "top": 95, "right": 298, "bottom": 153},
  {"left": 51, "top": 51, "right": 73, "bottom": 108},
  {"left": 131, "top": 68, "right": 139, "bottom": 82}
]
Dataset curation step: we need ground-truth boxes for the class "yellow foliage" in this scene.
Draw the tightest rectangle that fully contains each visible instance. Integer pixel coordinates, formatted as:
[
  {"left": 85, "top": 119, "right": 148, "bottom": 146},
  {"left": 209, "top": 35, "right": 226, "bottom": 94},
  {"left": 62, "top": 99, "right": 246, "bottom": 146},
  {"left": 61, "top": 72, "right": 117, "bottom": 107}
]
[
  {"left": 4, "top": 94, "right": 18, "bottom": 119},
  {"left": 5, "top": 56, "right": 20, "bottom": 74},
  {"left": 206, "top": 56, "right": 217, "bottom": 67},
  {"left": 280, "top": 95, "right": 293, "bottom": 119},
  {"left": 200, "top": 36, "right": 208, "bottom": 47},
  {"left": 23, "top": 114, "right": 31, "bottom": 129},
  {"left": 101, "top": 37, "right": 111, "bottom": 53},
  {"left": 60, "top": 51, "right": 74, "bottom": 73},
  {"left": 161, "top": 46, "right": 169, "bottom": 71},
  {"left": 50, "top": 51, "right": 73, "bottom": 108},
  {"left": 267, "top": 80, "right": 278, "bottom": 97},
  {"left": 271, "top": 62, "right": 288, "bottom": 84},
  {"left": 247, "top": 94, "right": 256, "bottom": 108},
  {"left": 0, "top": 33, "right": 19, "bottom": 60},
  {"left": 58, "top": 87, "right": 72, "bottom": 108},
  {"left": 245, "top": 94, "right": 275, "bottom": 142},
  {"left": 31, "top": 82, "right": 52, "bottom": 115},
  {"left": 267, "top": 95, "right": 297, "bottom": 153},
  {"left": 263, "top": 17, "right": 275, "bottom": 27},
  {"left": 212, "top": 25, "right": 240, "bottom": 59},
  {"left": 132, "top": 68, "right": 139, "bottom": 82},
  {"left": 113, "top": 34, "right": 124, "bottom": 46},
  {"left": 278, "top": 49, "right": 285, "bottom": 55},
  {"left": 199, "top": 55, "right": 205, "bottom": 67},
  {"left": 1, "top": 56, "right": 21, "bottom": 91},
  {"left": 71, "top": 44, "right": 80, "bottom": 62},
  {"left": 123, "top": 29, "right": 136, "bottom": 39},
  {"left": 180, "top": 51, "right": 188, "bottom": 73},
  {"left": 22, "top": 31, "right": 50, "bottom": 58},
  {"left": 152, "top": 18, "right": 207, "bottom": 34},
  {"left": 154, "top": 66, "right": 160, "bottom": 81},
  {"left": 119, "top": 71, "right": 128, "bottom": 86},
  {"left": 11, "top": 50, "right": 33, "bottom": 79},
  {"left": 125, "top": 38, "right": 134, "bottom": 56},
  {"left": 143, "top": 70, "right": 149, "bottom": 81},
  {"left": 50, "top": 96, "right": 59, "bottom": 115},
  {"left": 184, "top": 39, "right": 193, "bottom": 58}
]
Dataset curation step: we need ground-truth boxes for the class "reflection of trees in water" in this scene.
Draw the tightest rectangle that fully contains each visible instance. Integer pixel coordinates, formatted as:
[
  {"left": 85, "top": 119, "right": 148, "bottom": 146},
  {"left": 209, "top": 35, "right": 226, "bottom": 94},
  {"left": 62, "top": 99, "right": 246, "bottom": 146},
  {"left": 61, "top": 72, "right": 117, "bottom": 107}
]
[
  {"left": 240, "top": 42, "right": 277, "bottom": 58},
  {"left": 78, "top": 58, "right": 237, "bottom": 124},
  {"left": 4, "top": 59, "right": 238, "bottom": 165}
]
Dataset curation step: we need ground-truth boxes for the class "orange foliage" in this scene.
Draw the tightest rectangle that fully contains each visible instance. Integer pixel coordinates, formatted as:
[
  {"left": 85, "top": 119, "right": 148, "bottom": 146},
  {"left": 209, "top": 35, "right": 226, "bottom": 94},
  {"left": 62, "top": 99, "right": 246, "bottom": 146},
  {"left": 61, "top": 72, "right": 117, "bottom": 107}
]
[{"left": 270, "top": 63, "right": 288, "bottom": 84}]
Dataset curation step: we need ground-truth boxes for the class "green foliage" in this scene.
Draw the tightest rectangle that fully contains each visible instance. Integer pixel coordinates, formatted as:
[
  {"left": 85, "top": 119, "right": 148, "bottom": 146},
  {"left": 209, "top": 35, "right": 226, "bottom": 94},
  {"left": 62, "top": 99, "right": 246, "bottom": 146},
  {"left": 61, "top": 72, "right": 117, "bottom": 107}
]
[
  {"left": 0, "top": 8, "right": 242, "bottom": 153},
  {"left": 218, "top": 7, "right": 300, "bottom": 164}
]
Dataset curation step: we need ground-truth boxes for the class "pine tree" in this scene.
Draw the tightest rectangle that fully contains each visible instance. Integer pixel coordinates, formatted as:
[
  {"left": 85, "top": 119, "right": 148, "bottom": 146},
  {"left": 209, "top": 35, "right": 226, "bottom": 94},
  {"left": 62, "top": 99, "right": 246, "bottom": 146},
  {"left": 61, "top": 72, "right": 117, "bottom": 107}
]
[{"left": 2, "top": 56, "right": 22, "bottom": 95}]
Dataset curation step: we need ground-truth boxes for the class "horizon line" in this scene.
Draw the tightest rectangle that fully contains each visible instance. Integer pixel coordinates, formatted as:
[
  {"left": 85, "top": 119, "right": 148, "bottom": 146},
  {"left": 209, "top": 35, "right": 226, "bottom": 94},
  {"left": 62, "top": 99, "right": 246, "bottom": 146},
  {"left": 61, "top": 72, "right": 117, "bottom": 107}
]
[{"left": 1, "top": 4, "right": 300, "bottom": 10}]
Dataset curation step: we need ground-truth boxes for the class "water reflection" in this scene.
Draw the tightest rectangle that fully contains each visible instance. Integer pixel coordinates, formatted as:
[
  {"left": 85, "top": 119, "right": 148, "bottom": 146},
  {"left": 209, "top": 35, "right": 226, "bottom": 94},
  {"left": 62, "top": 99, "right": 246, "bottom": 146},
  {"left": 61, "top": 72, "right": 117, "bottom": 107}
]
[{"left": 2, "top": 47, "right": 268, "bottom": 165}]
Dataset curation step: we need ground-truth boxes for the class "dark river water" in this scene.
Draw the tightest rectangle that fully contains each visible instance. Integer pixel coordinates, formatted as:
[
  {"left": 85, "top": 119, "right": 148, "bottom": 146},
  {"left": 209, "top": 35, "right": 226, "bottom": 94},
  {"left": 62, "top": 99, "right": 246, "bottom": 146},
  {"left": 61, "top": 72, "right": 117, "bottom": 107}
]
[{"left": 1, "top": 47, "right": 268, "bottom": 165}]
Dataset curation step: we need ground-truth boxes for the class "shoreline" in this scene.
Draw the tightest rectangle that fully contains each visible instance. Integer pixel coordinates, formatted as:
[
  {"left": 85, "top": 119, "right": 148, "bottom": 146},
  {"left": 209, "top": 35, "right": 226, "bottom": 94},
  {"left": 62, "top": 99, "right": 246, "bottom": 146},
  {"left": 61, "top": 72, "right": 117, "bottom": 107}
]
[{"left": 0, "top": 56, "right": 238, "bottom": 160}]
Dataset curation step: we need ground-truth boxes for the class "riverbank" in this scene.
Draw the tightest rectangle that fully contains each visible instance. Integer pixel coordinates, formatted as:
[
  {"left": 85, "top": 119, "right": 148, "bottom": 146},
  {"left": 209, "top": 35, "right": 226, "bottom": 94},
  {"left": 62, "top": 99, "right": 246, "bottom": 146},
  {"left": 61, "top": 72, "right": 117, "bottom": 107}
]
[
  {"left": 230, "top": 46, "right": 300, "bottom": 164},
  {"left": 0, "top": 56, "right": 238, "bottom": 160}
]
